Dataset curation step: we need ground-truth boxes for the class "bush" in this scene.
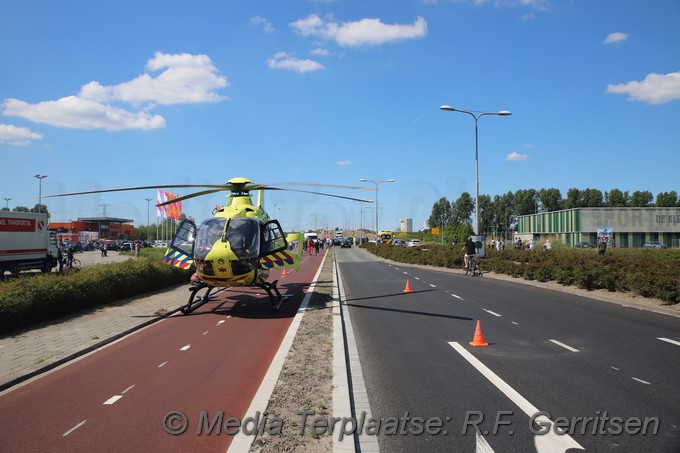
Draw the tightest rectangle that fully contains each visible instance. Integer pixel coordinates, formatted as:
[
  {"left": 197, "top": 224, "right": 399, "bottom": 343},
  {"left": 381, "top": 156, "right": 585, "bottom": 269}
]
[
  {"left": 0, "top": 255, "right": 192, "bottom": 335},
  {"left": 361, "top": 243, "right": 680, "bottom": 305}
]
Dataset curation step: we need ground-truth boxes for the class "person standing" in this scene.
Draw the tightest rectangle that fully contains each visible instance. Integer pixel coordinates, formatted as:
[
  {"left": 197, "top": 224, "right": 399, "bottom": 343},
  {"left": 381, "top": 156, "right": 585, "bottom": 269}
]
[
  {"left": 135, "top": 241, "right": 141, "bottom": 257},
  {"left": 598, "top": 239, "right": 607, "bottom": 256}
]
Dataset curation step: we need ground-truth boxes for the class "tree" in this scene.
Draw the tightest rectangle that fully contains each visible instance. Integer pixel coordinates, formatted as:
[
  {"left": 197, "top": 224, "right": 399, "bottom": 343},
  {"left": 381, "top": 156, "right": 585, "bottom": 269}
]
[
  {"left": 656, "top": 191, "right": 678, "bottom": 207},
  {"left": 605, "top": 189, "right": 629, "bottom": 207},
  {"left": 538, "top": 188, "right": 562, "bottom": 212},
  {"left": 630, "top": 191, "right": 653, "bottom": 207},
  {"left": 452, "top": 192, "right": 474, "bottom": 227},
  {"left": 582, "top": 188, "right": 604, "bottom": 207},
  {"left": 477, "top": 194, "right": 494, "bottom": 235},
  {"left": 563, "top": 188, "right": 582, "bottom": 209},
  {"left": 428, "top": 197, "right": 452, "bottom": 229},
  {"left": 514, "top": 189, "right": 538, "bottom": 216},
  {"left": 13, "top": 206, "right": 30, "bottom": 212}
]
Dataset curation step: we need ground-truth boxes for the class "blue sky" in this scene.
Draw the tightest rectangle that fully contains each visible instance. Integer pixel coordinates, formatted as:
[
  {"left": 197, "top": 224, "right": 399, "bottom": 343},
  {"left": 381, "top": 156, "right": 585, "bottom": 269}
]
[{"left": 2, "top": 0, "right": 679, "bottom": 234}]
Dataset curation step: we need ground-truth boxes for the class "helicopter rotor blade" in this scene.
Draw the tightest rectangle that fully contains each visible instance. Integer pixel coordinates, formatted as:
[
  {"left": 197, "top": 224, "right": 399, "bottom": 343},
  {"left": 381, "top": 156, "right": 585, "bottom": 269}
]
[
  {"left": 156, "top": 189, "right": 225, "bottom": 206},
  {"left": 267, "top": 187, "right": 373, "bottom": 203},
  {"left": 43, "top": 184, "right": 229, "bottom": 199}
]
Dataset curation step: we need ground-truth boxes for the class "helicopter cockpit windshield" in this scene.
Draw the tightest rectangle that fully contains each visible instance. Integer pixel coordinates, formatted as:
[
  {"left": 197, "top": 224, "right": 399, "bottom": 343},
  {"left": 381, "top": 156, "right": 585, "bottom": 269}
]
[
  {"left": 195, "top": 217, "right": 226, "bottom": 260},
  {"left": 226, "top": 218, "right": 260, "bottom": 260}
]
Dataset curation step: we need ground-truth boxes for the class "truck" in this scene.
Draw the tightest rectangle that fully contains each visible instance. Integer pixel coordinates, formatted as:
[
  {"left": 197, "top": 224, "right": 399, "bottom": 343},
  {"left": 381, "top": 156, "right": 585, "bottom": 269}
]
[{"left": 0, "top": 212, "right": 58, "bottom": 278}]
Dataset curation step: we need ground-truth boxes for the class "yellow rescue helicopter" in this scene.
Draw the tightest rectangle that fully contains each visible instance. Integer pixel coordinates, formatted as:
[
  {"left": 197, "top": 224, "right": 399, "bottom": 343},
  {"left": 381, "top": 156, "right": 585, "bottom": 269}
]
[{"left": 44, "top": 177, "right": 373, "bottom": 312}]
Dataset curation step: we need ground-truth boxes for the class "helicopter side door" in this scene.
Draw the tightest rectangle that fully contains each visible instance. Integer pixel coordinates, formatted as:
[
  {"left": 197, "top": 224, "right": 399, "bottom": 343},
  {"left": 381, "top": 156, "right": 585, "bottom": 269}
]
[
  {"left": 259, "top": 220, "right": 297, "bottom": 270},
  {"left": 163, "top": 219, "right": 196, "bottom": 269}
]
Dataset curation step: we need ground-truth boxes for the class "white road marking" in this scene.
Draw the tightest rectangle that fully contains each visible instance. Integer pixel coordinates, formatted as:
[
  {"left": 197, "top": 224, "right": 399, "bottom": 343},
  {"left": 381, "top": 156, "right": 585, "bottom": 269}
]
[
  {"left": 511, "top": 322, "right": 519, "bottom": 325},
  {"left": 476, "top": 427, "right": 495, "bottom": 452},
  {"left": 429, "top": 284, "right": 437, "bottom": 288},
  {"left": 203, "top": 331, "right": 209, "bottom": 335},
  {"left": 121, "top": 385, "right": 135, "bottom": 394},
  {"left": 658, "top": 337, "right": 680, "bottom": 346},
  {"left": 483, "top": 309, "right": 502, "bottom": 317},
  {"left": 158, "top": 361, "right": 168, "bottom": 368},
  {"left": 63, "top": 420, "right": 87, "bottom": 436},
  {"left": 403, "top": 271, "right": 409, "bottom": 275},
  {"left": 549, "top": 339, "right": 579, "bottom": 352},
  {"left": 449, "top": 342, "right": 584, "bottom": 452},
  {"left": 452, "top": 294, "right": 463, "bottom": 300},
  {"left": 632, "top": 377, "right": 651, "bottom": 385},
  {"left": 611, "top": 366, "right": 619, "bottom": 371},
  {"left": 103, "top": 395, "right": 123, "bottom": 405},
  {"left": 180, "top": 344, "right": 191, "bottom": 351},
  {"left": 217, "top": 320, "right": 226, "bottom": 325},
  {"left": 415, "top": 277, "right": 421, "bottom": 280}
]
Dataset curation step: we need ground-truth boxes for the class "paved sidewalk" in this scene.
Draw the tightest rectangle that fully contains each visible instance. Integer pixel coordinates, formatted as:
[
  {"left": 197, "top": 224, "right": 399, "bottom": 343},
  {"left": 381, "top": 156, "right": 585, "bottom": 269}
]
[{"left": 0, "top": 284, "right": 190, "bottom": 392}]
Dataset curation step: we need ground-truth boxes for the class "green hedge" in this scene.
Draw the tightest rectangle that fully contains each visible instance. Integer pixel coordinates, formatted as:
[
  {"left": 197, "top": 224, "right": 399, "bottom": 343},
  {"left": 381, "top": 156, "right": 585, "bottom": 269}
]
[
  {"left": 361, "top": 244, "right": 680, "bottom": 305},
  {"left": 0, "top": 251, "right": 192, "bottom": 335}
]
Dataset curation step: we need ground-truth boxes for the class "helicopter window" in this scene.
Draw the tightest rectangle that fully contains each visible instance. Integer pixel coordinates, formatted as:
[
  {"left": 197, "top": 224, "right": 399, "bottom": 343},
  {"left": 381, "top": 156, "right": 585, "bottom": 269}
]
[
  {"left": 172, "top": 219, "right": 198, "bottom": 256},
  {"left": 261, "top": 220, "right": 287, "bottom": 255},
  {"left": 226, "top": 218, "right": 260, "bottom": 260},
  {"left": 194, "top": 218, "right": 226, "bottom": 260}
]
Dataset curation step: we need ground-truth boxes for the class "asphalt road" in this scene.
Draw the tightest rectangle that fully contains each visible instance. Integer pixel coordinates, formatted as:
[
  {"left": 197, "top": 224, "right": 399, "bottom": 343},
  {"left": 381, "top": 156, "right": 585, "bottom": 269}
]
[
  {"left": 336, "top": 247, "right": 680, "bottom": 452},
  {"left": 0, "top": 252, "right": 326, "bottom": 452}
]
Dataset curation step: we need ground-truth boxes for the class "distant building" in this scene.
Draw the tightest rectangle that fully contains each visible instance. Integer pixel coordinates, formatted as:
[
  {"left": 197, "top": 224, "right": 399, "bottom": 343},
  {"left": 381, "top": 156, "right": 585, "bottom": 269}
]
[
  {"left": 517, "top": 207, "right": 680, "bottom": 248},
  {"left": 399, "top": 218, "right": 413, "bottom": 233},
  {"left": 49, "top": 217, "right": 135, "bottom": 241}
]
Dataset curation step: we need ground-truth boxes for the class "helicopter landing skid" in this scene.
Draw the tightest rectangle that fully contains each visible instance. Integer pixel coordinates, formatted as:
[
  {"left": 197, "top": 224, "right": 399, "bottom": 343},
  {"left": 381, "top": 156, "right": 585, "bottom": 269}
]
[
  {"left": 255, "top": 279, "right": 291, "bottom": 312},
  {"left": 181, "top": 282, "right": 215, "bottom": 314}
]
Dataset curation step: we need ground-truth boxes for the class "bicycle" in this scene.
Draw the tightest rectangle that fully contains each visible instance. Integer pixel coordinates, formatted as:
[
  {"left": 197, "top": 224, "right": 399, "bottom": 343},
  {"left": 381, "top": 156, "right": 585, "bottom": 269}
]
[
  {"left": 464, "top": 255, "right": 482, "bottom": 277},
  {"left": 66, "top": 258, "right": 82, "bottom": 270}
]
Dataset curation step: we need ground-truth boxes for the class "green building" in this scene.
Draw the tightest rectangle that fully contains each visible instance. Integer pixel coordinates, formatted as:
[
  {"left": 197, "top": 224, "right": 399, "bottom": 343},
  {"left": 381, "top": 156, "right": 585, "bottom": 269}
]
[{"left": 517, "top": 207, "right": 680, "bottom": 248}]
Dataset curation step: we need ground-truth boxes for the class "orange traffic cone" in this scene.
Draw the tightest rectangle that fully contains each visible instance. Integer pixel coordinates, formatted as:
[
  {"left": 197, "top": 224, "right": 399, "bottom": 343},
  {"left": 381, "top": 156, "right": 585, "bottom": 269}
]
[
  {"left": 403, "top": 279, "right": 413, "bottom": 293},
  {"left": 282, "top": 267, "right": 288, "bottom": 276},
  {"left": 469, "top": 320, "right": 489, "bottom": 347}
]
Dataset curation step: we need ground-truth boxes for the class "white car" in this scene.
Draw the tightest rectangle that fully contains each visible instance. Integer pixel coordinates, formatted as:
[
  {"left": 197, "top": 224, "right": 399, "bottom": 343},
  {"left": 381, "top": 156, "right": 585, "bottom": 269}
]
[{"left": 407, "top": 239, "right": 421, "bottom": 248}]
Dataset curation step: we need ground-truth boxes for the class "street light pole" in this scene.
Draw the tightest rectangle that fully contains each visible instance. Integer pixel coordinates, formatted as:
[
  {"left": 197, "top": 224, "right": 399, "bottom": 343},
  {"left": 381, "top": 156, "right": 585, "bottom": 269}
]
[
  {"left": 3, "top": 198, "right": 10, "bottom": 209},
  {"left": 440, "top": 106, "right": 511, "bottom": 234},
  {"left": 359, "top": 178, "right": 395, "bottom": 241},
  {"left": 33, "top": 175, "right": 48, "bottom": 213},
  {"left": 145, "top": 198, "right": 152, "bottom": 240}
]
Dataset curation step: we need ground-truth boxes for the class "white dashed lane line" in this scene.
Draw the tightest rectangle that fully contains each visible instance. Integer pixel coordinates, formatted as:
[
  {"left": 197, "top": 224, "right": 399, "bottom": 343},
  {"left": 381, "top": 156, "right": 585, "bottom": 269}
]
[
  {"left": 180, "top": 344, "right": 191, "bottom": 351},
  {"left": 103, "top": 395, "right": 123, "bottom": 405},
  {"left": 158, "top": 361, "right": 168, "bottom": 368},
  {"left": 483, "top": 309, "right": 502, "bottom": 317},
  {"left": 632, "top": 377, "right": 651, "bottom": 385},
  {"left": 452, "top": 294, "right": 463, "bottom": 300},
  {"left": 658, "top": 337, "right": 680, "bottom": 346},
  {"left": 548, "top": 339, "right": 579, "bottom": 352}
]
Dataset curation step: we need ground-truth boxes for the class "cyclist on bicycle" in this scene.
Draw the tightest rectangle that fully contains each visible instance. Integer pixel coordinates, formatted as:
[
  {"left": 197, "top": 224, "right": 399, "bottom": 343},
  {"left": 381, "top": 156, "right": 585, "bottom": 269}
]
[
  {"left": 461, "top": 236, "right": 476, "bottom": 270},
  {"left": 66, "top": 246, "right": 74, "bottom": 268}
]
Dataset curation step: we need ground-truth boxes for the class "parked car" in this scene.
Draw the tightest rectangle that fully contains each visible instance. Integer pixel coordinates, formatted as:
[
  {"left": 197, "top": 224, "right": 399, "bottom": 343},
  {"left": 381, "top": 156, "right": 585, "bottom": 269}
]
[
  {"left": 643, "top": 241, "right": 667, "bottom": 249},
  {"left": 393, "top": 239, "right": 407, "bottom": 247},
  {"left": 574, "top": 242, "right": 595, "bottom": 248},
  {"left": 407, "top": 239, "right": 422, "bottom": 248},
  {"left": 81, "top": 242, "right": 94, "bottom": 251},
  {"left": 119, "top": 242, "right": 133, "bottom": 252},
  {"left": 105, "top": 241, "right": 120, "bottom": 251}
]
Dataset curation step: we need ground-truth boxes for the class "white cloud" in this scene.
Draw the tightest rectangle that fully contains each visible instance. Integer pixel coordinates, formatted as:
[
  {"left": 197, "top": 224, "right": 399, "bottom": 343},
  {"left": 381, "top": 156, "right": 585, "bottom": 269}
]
[
  {"left": 267, "top": 52, "right": 325, "bottom": 74},
  {"left": 336, "top": 160, "right": 352, "bottom": 166},
  {"left": 290, "top": 14, "right": 427, "bottom": 47},
  {"left": 607, "top": 71, "right": 680, "bottom": 105},
  {"left": 506, "top": 151, "right": 528, "bottom": 161},
  {"left": 79, "top": 52, "right": 228, "bottom": 105},
  {"left": 2, "top": 52, "right": 227, "bottom": 131},
  {"left": 604, "top": 32, "right": 629, "bottom": 44},
  {"left": 3, "top": 97, "right": 166, "bottom": 131},
  {"left": 311, "top": 48, "right": 330, "bottom": 56},
  {"left": 0, "top": 123, "right": 44, "bottom": 145},
  {"left": 251, "top": 15, "right": 275, "bottom": 33}
]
